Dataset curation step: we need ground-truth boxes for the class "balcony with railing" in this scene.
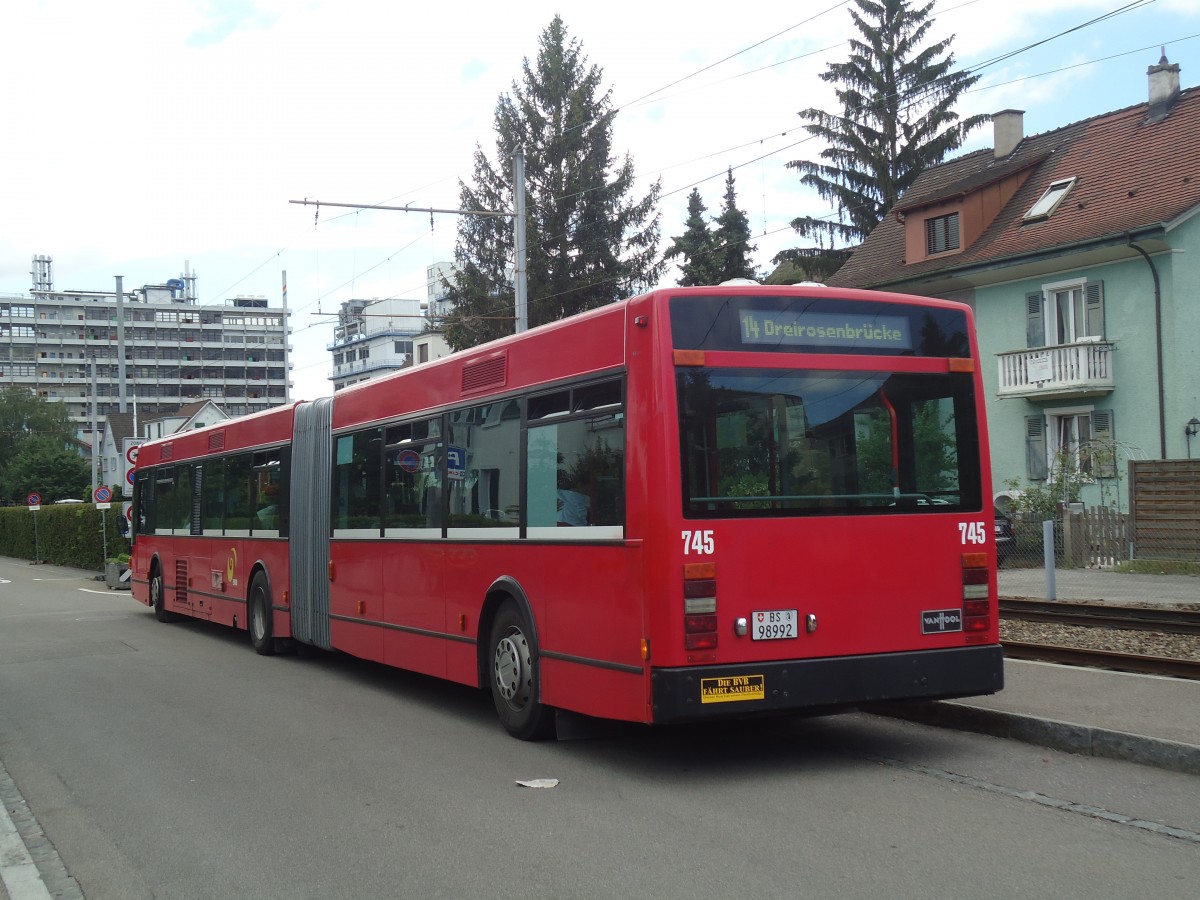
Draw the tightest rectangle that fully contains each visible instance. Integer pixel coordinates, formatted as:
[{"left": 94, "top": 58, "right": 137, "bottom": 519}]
[{"left": 996, "top": 341, "right": 1115, "bottom": 400}]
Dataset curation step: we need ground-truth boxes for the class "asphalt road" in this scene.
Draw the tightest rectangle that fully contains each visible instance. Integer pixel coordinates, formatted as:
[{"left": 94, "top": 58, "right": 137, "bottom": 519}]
[{"left": 1, "top": 558, "right": 1198, "bottom": 899}]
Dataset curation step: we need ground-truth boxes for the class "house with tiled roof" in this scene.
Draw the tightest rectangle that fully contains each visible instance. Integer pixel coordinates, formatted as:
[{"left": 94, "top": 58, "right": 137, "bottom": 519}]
[
  {"left": 141, "top": 400, "right": 230, "bottom": 440},
  {"left": 827, "top": 55, "right": 1200, "bottom": 509}
]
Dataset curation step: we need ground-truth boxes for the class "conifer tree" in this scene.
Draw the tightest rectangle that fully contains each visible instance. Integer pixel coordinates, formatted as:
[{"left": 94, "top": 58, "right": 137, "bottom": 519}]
[
  {"left": 777, "top": 0, "right": 986, "bottom": 277},
  {"left": 442, "top": 16, "right": 663, "bottom": 350},
  {"left": 664, "top": 189, "right": 719, "bottom": 286},
  {"left": 712, "top": 167, "right": 757, "bottom": 283}
]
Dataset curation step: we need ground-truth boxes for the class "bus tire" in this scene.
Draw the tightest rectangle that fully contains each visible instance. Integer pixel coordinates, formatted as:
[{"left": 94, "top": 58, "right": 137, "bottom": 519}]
[
  {"left": 248, "top": 574, "right": 276, "bottom": 656},
  {"left": 151, "top": 567, "right": 177, "bottom": 623},
  {"left": 488, "top": 600, "right": 554, "bottom": 741}
]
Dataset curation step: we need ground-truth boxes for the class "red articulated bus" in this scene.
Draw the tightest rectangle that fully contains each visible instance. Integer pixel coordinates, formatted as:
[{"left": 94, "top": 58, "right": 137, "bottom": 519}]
[{"left": 130, "top": 284, "right": 1004, "bottom": 739}]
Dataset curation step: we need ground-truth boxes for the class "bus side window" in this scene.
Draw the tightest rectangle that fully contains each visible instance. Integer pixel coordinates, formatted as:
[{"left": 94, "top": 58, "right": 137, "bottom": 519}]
[
  {"left": 134, "top": 472, "right": 153, "bottom": 536},
  {"left": 200, "top": 458, "right": 225, "bottom": 532},
  {"left": 224, "top": 453, "right": 254, "bottom": 532},
  {"left": 333, "top": 428, "right": 383, "bottom": 532},
  {"left": 384, "top": 419, "right": 442, "bottom": 529},
  {"left": 526, "top": 380, "right": 625, "bottom": 529}
]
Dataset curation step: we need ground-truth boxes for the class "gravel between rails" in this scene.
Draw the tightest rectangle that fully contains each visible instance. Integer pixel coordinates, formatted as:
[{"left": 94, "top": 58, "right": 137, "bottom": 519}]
[{"left": 1000, "top": 619, "right": 1200, "bottom": 662}]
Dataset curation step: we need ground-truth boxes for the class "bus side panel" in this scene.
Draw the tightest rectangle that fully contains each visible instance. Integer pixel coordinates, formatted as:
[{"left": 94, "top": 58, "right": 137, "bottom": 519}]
[
  {"left": 524, "top": 544, "right": 648, "bottom": 722},
  {"left": 383, "top": 542, "right": 448, "bottom": 680},
  {"left": 540, "top": 658, "right": 650, "bottom": 724},
  {"left": 328, "top": 540, "right": 385, "bottom": 663}
]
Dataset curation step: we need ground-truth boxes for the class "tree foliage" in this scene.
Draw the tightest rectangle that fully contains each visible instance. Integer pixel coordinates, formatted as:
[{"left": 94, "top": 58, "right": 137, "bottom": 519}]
[
  {"left": 779, "top": 0, "right": 986, "bottom": 272},
  {"left": 664, "top": 189, "right": 719, "bottom": 286},
  {"left": 0, "top": 388, "right": 88, "bottom": 503},
  {"left": 665, "top": 169, "right": 757, "bottom": 286},
  {"left": 0, "top": 386, "right": 77, "bottom": 463},
  {"left": 712, "top": 167, "right": 757, "bottom": 282},
  {"left": 0, "top": 436, "right": 90, "bottom": 505},
  {"left": 441, "top": 16, "right": 663, "bottom": 350}
]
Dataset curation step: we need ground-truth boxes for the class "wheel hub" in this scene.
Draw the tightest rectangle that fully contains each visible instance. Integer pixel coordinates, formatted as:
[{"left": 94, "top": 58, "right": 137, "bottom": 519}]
[{"left": 494, "top": 630, "right": 530, "bottom": 705}]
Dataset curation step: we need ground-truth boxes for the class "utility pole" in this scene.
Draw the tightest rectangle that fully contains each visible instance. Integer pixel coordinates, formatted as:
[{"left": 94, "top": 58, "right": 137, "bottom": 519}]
[
  {"left": 290, "top": 151, "right": 530, "bottom": 333},
  {"left": 90, "top": 354, "right": 98, "bottom": 492},
  {"left": 281, "top": 269, "right": 291, "bottom": 403},
  {"left": 115, "top": 275, "right": 127, "bottom": 413},
  {"left": 513, "top": 149, "right": 528, "bottom": 333}
]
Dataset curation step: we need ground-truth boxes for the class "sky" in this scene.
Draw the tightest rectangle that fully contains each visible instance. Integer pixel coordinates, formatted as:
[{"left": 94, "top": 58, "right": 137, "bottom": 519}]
[{"left": 2, "top": 0, "right": 1198, "bottom": 403}]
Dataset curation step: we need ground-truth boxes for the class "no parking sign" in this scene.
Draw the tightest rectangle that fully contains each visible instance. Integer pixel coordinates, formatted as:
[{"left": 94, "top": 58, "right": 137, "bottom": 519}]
[
  {"left": 94, "top": 485, "right": 112, "bottom": 510},
  {"left": 122, "top": 439, "right": 142, "bottom": 498}
]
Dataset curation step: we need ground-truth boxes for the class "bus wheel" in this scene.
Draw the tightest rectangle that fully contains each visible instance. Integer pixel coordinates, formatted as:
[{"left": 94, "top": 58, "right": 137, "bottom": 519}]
[
  {"left": 248, "top": 575, "right": 276, "bottom": 656},
  {"left": 489, "top": 601, "right": 554, "bottom": 741},
  {"left": 151, "top": 568, "right": 177, "bottom": 623}
]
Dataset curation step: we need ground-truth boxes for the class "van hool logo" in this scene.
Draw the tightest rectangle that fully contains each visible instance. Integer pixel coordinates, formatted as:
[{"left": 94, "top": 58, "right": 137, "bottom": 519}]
[{"left": 922, "top": 608, "right": 963, "bottom": 634}]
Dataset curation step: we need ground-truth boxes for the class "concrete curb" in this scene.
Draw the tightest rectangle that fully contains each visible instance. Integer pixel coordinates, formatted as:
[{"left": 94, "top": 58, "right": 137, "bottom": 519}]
[{"left": 865, "top": 700, "right": 1200, "bottom": 776}]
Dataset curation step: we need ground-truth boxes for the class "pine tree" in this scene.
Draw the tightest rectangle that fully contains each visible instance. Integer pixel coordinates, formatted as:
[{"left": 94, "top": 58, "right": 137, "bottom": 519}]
[
  {"left": 778, "top": 0, "right": 986, "bottom": 275},
  {"left": 442, "top": 16, "right": 663, "bottom": 350},
  {"left": 664, "top": 189, "right": 720, "bottom": 286},
  {"left": 712, "top": 167, "right": 757, "bottom": 283}
]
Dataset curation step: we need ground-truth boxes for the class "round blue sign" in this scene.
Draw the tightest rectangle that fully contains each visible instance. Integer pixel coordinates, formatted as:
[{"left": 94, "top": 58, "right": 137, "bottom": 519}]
[
  {"left": 94, "top": 486, "right": 112, "bottom": 503},
  {"left": 27, "top": 493, "right": 40, "bottom": 507},
  {"left": 397, "top": 449, "right": 421, "bottom": 473}
]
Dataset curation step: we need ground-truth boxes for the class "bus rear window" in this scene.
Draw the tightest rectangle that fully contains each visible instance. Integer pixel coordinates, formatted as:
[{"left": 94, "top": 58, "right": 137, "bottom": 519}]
[{"left": 677, "top": 368, "right": 981, "bottom": 517}]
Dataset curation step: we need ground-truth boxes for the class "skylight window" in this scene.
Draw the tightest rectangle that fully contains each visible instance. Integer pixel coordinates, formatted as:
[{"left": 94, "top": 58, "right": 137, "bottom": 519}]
[{"left": 1024, "top": 177, "right": 1077, "bottom": 221}]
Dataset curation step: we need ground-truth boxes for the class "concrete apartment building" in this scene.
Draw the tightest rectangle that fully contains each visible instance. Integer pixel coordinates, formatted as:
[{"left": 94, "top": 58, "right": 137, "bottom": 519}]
[
  {"left": 328, "top": 261, "right": 452, "bottom": 391},
  {"left": 5, "top": 255, "right": 291, "bottom": 442}
]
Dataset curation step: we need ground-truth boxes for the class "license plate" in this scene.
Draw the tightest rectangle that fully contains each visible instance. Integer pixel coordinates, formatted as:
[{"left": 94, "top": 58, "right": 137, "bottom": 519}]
[{"left": 751, "top": 609, "right": 798, "bottom": 640}]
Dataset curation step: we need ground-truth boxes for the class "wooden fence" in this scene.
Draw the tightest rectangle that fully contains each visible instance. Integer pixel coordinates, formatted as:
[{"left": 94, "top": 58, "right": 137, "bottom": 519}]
[{"left": 1129, "top": 459, "right": 1200, "bottom": 561}]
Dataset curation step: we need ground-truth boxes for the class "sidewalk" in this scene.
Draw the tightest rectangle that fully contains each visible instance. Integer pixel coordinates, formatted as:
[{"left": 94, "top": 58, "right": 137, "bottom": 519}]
[
  {"left": 999, "top": 567, "right": 1200, "bottom": 606},
  {"left": 872, "top": 659, "right": 1200, "bottom": 775},
  {"left": 870, "top": 569, "right": 1200, "bottom": 774}
]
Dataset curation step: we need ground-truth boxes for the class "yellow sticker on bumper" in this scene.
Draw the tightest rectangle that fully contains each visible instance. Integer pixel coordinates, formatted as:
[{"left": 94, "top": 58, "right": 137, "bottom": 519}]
[{"left": 700, "top": 674, "right": 765, "bottom": 703}]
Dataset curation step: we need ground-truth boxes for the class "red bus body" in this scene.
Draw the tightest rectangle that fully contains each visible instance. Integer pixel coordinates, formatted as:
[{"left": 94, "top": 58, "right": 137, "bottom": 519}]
[{"left": 131, "top": 285, "right": 1003, "bottom": 737}]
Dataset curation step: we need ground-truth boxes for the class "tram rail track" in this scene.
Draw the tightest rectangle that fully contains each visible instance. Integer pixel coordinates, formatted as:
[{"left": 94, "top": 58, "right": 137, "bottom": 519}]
[{"left": 999, "top": 599, "right": 1200, "bottom": 680}]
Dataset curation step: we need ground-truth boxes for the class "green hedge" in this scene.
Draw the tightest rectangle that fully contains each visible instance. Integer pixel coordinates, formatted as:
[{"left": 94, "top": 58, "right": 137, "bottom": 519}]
[{"left": 0, "top": 504, "right": 131, "bottom": 571}]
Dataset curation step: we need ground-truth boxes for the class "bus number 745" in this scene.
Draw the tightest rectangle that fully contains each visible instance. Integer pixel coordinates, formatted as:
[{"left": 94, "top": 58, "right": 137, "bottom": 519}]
[
  {"left": 958, "top": 521, "right": 988, "bottom": 545},
  {"left": 682, "top": 530, "right": 715, "bottom": 555}
]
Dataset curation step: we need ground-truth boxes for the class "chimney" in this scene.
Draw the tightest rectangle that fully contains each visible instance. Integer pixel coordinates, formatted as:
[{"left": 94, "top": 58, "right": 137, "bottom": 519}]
[
  {"left": 1147, "top": 50, "right": 1181, "bottom": 122},
  {"left": 993, "top": 109, "right": 1024, "bottom": 158}
]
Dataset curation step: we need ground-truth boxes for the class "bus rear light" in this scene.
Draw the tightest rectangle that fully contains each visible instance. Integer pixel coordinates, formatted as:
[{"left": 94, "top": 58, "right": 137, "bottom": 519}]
[
  {"left": 684, "top": 613, "right": 718, "bottom": 650},
  {"left": 683, "top": 578, "right": 717, "bottom": 598},
  {"left": 683, "top": 562, "right": 717, "bottom": 646},
  {"left": 685, "top": 596, "right": 716, "bottom": 614},
  {"left": 961, "top": 552, "right": 992, "bottom": 634},
  {"left": 963, "top": 599, "right": 989, "bottom": 617}
]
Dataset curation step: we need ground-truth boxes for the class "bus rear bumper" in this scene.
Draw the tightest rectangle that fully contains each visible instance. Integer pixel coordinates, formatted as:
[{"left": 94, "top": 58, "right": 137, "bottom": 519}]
[{"left": 650, "top": 644, "right": 1004, "bottom": 724}]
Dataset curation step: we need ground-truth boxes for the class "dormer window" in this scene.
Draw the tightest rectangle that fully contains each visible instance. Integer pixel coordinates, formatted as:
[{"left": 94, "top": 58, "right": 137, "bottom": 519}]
[
  {"left": 925, "top": 213, "right": 960, "bottom": 254},
  {"left": 1024, "top": 177, "right": 1076, "bottom": 221}
]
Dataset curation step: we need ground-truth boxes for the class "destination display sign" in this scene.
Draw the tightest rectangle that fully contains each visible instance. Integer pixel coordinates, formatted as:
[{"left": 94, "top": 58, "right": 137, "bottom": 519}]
[{"left": 739, "top": 309, "right": 913, "bottom": 351}]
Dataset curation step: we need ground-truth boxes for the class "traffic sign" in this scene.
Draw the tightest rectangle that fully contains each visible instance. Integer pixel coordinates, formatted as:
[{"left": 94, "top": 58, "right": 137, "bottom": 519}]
[
  {"left": 126, "top": 444, "right": 140, "bottom": 465},
  {"left": 27, "top": 492, "right": 41, "bottom": 510},
  {"left": 94, "top": 486, "right": 112, "bottom": 503}
]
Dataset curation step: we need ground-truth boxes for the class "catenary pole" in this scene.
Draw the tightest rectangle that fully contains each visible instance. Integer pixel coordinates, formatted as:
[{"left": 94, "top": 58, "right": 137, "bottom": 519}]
[{"left": 513, "top": 149, "right": 528, "bottom": 333}]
